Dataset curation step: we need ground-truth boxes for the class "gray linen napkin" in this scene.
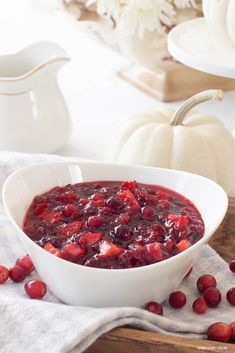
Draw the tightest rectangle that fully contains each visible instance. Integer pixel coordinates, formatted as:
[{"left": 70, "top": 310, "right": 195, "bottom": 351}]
[{"left": 0, "top": 152, "right": 234, "bottom": 353}]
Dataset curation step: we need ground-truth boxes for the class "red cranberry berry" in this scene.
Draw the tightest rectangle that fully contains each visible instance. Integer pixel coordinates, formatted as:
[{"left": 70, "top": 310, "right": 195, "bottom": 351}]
[
  {"left": 207, "top": 322, "right": 231, "bottom": 342},
  {"left": 106, "top": 197, "right": 123, "bottom": 211},
  {"left": 169, "top": 291, "right": 187, "bottom": 309},
  {"left": 9, "top": 265, "right": 26, "bottom": 282},
  {"left": 79, "top": 198, "right": 88, "bottom": 206},
  {"left": 115, "top": 213, "right": 131, "bottom": 225},
  {"left": 226, "top": 287, "right": 235, "bottom": 306},
  {"left": 229, "top": 260, "right": 235, "bottom": 273},
  {"left": 141, "top": 206, "right": 156, "bottom": 220},
  {"left": 99, "top": 206, "right": 112, "bottom": 216},
  {"left": 192, "top": 297, "right": 208, "bottom": 314},
  {"left": 24, "top": 279, "right": 47, "bottom": 299},
  {"left": 87, "top": 215, "right": 105, "bottom": 228},
  {"left": 16, "top": 255, "right": 34, "bottom": 276},
  {"left": 197, "top": 274, "right": 217, "bottom": 294},
  {"left": 61, "top": 191, "right": 76, "bottom": 202},
  {"left": 90, "top": 193, "right": 104, "bottom": 201},
  {"left": 230, "top": 322, "right": 235, "bottom": 340},
  {"left": 0, "top": 265, "right": 9, "bottom": 284},
  {"left": 112, "top": 225, "right": 132, "bottom": 240},
  {"left": 203, "top": 287, "right": 221, "bottom": 308},
  {"left": 62, "top": 204, "right": 77, "bottom": 218},
  {"left": 144, "top": 301, "right": 163, "bottom": 316}
]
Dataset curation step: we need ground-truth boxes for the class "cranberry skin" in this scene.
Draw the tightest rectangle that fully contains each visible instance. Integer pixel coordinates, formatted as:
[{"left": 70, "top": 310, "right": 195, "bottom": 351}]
[
  {"left": 192, "top": 297, "right": 208, "bottom": 314},
  {"left": 197, "top": 274, "right": 217, "bottom": 294},
  {"left": 90, "top": 193, "right": 104, "bottom": 201},
  {"left": 229, "top": 260, "right": 235, "bottom": 273},
  {"left": 141, "top": 206, "right": 156, "bottom": 220},
  {"left": 24, "top": 280, "right": 47, "bottom": 299},
  {"left": 0, "top": 265, "right": 9, "bottom": 284},
  {"left": 115, "top": 213, "right": 131, "bottom": 225},
  {"left": 61, "top": 191, "right": 76, "bottom": 202},
  {"left": 87, "top": 215, "right": 105, "bottom": 228},
  {"left": 112, "top": 225, "right": 132, "bottom": 240},
  {"left": 230, "top": 322, "right": 235, "bottom": 340},
  {"left": 207, "top": 322, "right": 232, "bottom": 342},
  {"left": 203, "top": 287, "right": 221, "bottom": 308},
  {"left": 62, "top": 204, "right": 77, "bottom": 218},
  {"left": 226, "top": 287, "right": 235, "bottom": 306},
  {"left": 106, "top": 197, "right": 123, "bottom": 211},
  {"left": 144, "top": 301, "right": 163, "bottom": 316},
  {"left": 16, "top": 255, "right": 34, "bottom": 276},
  {"left": 169, "top": 291, "right": 187, "bottom": 309},
  {"left": 9, "top": 265, "right": 26, "bottom": 282},
  {"left": 99, "top": 206, "right": 112, "bottom": 216}
]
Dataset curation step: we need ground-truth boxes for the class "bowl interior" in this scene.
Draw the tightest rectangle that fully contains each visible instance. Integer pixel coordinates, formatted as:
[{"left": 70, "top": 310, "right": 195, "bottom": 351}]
[{"left": 2, "top": 161, "right": 228, "bottom": 246}]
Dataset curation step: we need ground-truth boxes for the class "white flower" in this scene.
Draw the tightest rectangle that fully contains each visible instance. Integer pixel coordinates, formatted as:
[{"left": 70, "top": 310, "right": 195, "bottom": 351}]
[
  {"left": 87, "top": 0, "right": 199, "bottom": 38},
  {"left": 86, "top": 0, "right": 121, "bottom": 19},
  {"left": 119, "top": 0, "right": 175, "bottom": 38},
  {"left": 171, "top": 0, "right": 196, "bottom": 8}
]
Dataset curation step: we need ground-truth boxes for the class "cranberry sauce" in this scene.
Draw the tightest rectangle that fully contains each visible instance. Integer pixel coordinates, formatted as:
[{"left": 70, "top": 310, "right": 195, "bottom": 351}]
[{"left": 23, "top": 180, "right": 204, "bottom": 269}]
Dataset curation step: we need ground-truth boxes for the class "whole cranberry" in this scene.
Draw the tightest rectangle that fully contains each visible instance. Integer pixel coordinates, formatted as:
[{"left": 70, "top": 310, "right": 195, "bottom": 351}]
[
  {"left": 0, "top": 265, "right": 9, "bottom": 284},
  {"left": 83, "top": 204, "right": 96, "bottom": 216},
  {"left": 90, "top": 193, "right": 104, "bottom": 201},
  {"left": 106, "top": 197, "right": 123, "bottom": 211},
  {"left": 16, "top": 255, "right": 34, "bottom": 276},
  {"left": 141, "top": 206, "right": 156, "bottom": 220},
  {"left": 230, "top": 322, "right": 235, "bottom": 340},
  {"left": 99, "top": 206, "right": 112, "bottom": 216},
  {"left": 87, "top": 215, "right": 105, "bottom": 228},
  {"left": 9, "top": 265, "right": 26, "bottom": 282},
  {"left": 112, "top": 225, "right": 132, "bottom": 240},
  {"left": 203, "top": 287, "right": 221, "bottom": 307},
  {"left": 61, "top": 191, "right": 76, "bottom": 202},
  {"left": 226, "top": 288, "right": 235, "bottom": 306},
  {"left": 115, "top": 213, "right": 131, "bottom": 225},
  {"left": 144, "top": 301, "right": 163, "bottom": 316},
  {"left": 197, "top": 274, "right": 217, "bottom": 294},
  {"left": 192, "top": 297, "right": 208, "bottom": 314},
  {"left": 79, "top": 198, "right": 88, "bottom": 206},
  {"left": 229, "top": 260, "right": 235, "bottom": 273},
  {"left": 207, "top": 322, "right": 231, "bottom": 342},
  {"left": 24, "top": 279, "right": 47, "bottom": 299},
  {"left": 62, "top": 204, "right": 77, "bottom": 218},
  {"left": 169, "top": 291, "right": 187, "bottom": 309}
]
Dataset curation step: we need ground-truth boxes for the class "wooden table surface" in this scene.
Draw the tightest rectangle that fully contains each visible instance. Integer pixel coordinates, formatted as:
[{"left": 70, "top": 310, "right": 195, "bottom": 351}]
[{"left": 85, "top": 198, "right": 235, "bottom": 353}]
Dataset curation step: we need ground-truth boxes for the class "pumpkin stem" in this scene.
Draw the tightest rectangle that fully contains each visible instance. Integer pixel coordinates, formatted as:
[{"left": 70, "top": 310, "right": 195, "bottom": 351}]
[{"left": 170, "top": 89, "right": 224, "bottom": 126}]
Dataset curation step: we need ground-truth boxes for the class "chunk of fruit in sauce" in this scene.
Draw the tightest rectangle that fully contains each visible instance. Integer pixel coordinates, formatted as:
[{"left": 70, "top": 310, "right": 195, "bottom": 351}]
[{"left": 23, "top": 180, "right": 204, "bottom": 269}]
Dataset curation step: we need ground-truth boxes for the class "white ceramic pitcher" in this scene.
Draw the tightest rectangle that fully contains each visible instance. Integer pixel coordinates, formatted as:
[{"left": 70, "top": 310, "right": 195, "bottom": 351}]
[{"left": 0, "top": 41, "right": 72, "bottom": 153}]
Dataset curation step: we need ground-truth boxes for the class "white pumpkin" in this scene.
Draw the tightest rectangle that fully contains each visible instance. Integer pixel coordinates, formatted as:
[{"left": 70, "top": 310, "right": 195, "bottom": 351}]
[
  {"left": 203, "top": 0, "right": 235, "bottom": 45},
  {"left": 106, "top": 90, "right": 235, "bottom": 196}
]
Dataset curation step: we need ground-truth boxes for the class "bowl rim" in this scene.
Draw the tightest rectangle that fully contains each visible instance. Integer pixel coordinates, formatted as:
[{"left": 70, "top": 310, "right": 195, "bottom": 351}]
[{"left": 2, "top": 160, "right": 229, "bottom": 274}]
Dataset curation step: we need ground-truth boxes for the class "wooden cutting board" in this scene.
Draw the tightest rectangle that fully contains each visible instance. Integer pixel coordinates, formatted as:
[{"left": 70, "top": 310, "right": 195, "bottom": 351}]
[{"left": 85, "top": 197, "right": 235, "bottom": 353}]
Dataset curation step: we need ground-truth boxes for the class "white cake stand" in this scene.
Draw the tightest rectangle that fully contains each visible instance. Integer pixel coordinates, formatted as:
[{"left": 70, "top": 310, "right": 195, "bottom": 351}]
[{"left": 168, "top": 18, "right": 235, "bottom": 79}]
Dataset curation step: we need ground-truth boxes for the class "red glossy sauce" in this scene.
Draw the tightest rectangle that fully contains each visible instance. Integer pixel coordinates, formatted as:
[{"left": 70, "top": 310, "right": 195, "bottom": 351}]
[{"left": 23, "top": 180, "right": 204, "bottom": 269}]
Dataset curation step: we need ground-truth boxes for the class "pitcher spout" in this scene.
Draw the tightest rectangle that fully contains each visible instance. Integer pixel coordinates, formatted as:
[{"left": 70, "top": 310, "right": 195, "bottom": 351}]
[
  {"left": 0, "top": 41, "right": 70, "bottom": 94},
  {"left": 27, "top": 41, "right": 71, "bottom": 73}
]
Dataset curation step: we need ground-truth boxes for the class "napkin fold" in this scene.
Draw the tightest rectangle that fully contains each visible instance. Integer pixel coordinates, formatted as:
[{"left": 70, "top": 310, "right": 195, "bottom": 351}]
[{"left": 0, "top": 152, "right": 234, "bottom": 353}]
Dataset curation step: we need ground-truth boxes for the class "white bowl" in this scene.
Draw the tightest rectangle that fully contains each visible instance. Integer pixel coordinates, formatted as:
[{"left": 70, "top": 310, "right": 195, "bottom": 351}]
[{"left": 2, "top": 162, "right": 228, "bottom": 307}]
